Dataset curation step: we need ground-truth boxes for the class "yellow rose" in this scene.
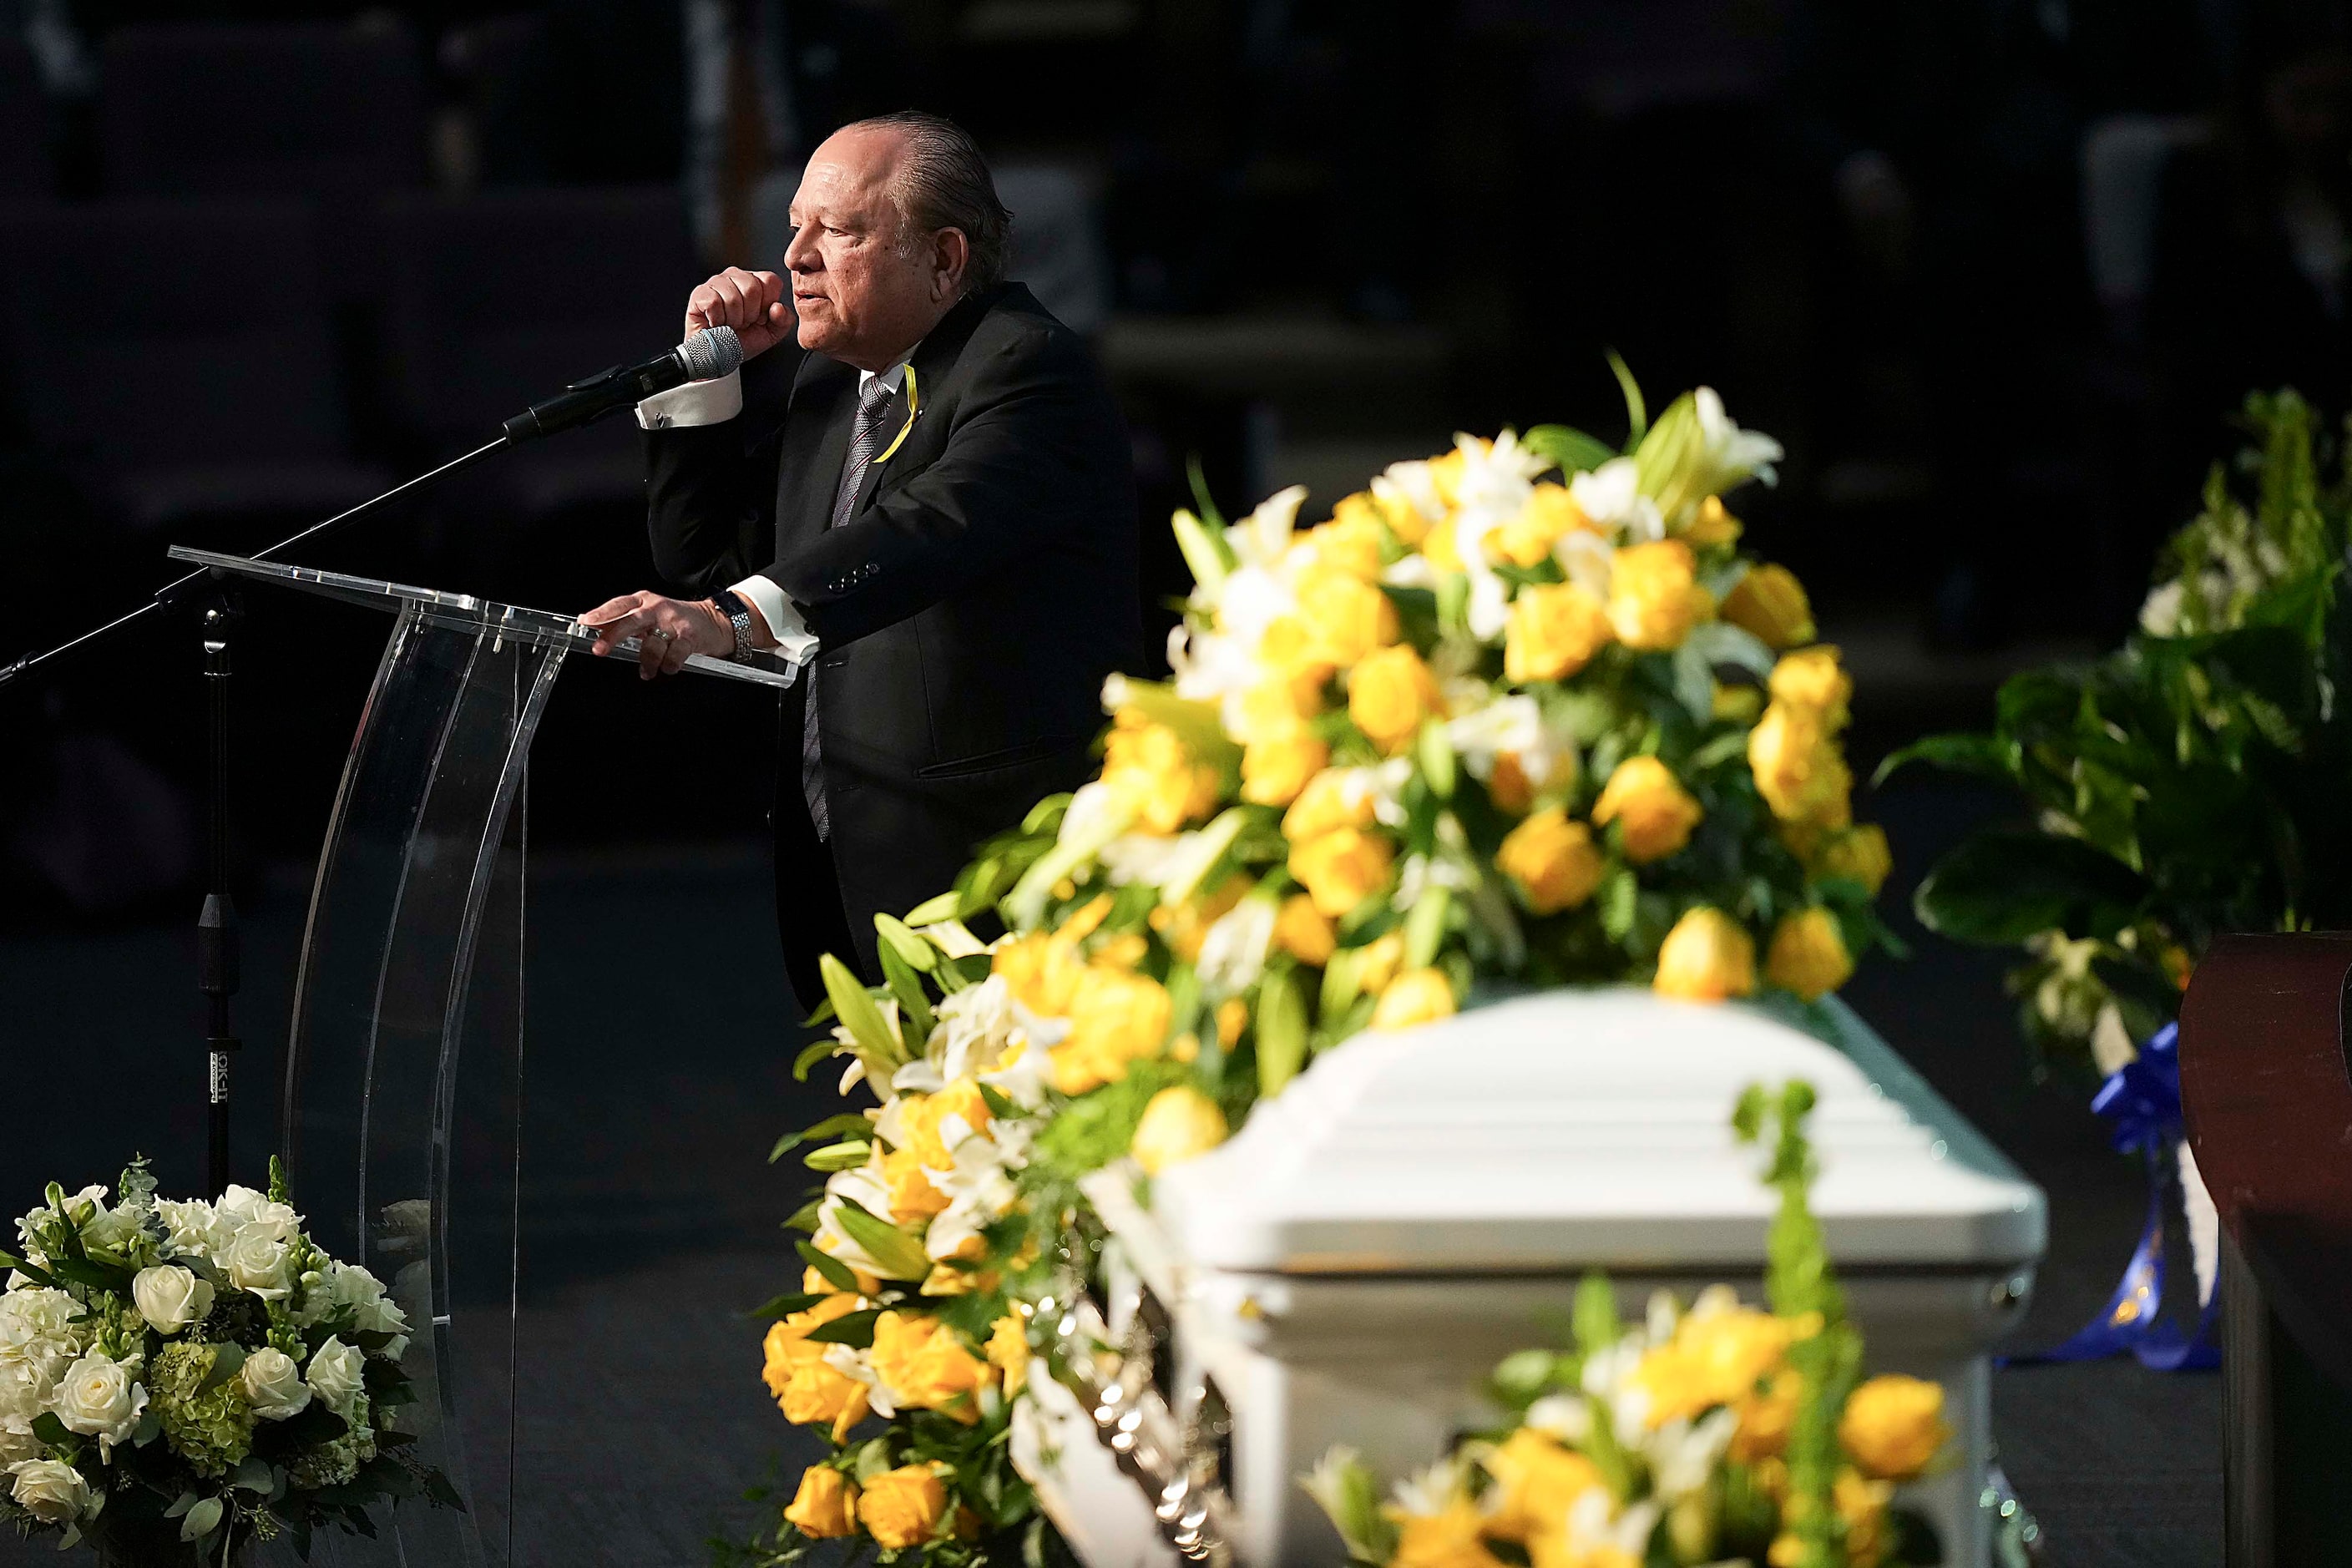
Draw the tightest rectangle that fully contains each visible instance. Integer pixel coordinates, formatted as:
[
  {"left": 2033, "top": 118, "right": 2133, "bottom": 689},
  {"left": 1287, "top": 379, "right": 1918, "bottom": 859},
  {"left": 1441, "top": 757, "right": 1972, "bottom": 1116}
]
[
  {"left": 1102, "top": 714, "right": 1223, "bottom": 834},
  {"left": 1297, "top": 566, "right": 1400, "bottom": 665},
  {"left": 1369, "top": 486, "right": 1434, "bottom": 546},
  {"left": 1257, "top": 614, "right": 1336, "bottom": 684},
  {"left": 993, "top": 929, "right": 1084, "bottom": 1014},
  {"left": 1151, "top": 873, "right": 1251, "bottom": 964},
  {"left": 1348, "top": 643, "right": 1441, "bottom": 752},
  {"left": 1483, "top": 1428, "right": 1606, "bottom": 1541},
  {"left": 1050, "top": 965, "right": 1173, "bottom": 1094},
  {"left": 858, "top": 1462, "right": 951, "bottom": 1550},
  {"left": 1721, "top": 563, "right": 1815, "bottom": 650},
  {"left": 777, "top": 1357, "right": 865, "bottom": 1427},
  {"left": 1591, "top": 756, "right": 1703, "bottom": 864},
  {"left": 1131, "top": 1085, "right": 1230, "bottom": 1174},
  {"left": 1283, "top": 768, "right": 1377, "bottom": 840},
  {"left": 1289, "top": 826, "right": 1395, "bottom": 918},
  {"left": 1654, "top": 907, "right": 1757, "bottom": 1002},
  {"left": 1765, "top": 908, "right": 1854, "bottom": 1002},
  {"left": 1814, "top": 824, "right": 1892, "bottom": 897},
  {"left": 1838, "top": 1374, "right": 1950, "bottom": 1481},
  {"left": 1273, "top": 893, "right": 1337, "bottom": 965},
  {"left": 1606, "top": 539, "right": 1714, "bottom": 651},
  {"left": 869, "top": 1313, "right": 994, "bottom": 1422},
  {"left": 1732, "top": 1367, "right": 1802, "bottom": 1463},
  {"left": 1302, "top": 513, "right": 1389, "bottom": 580},
  {"left": 883, "top": 1146, "right": 950, "bottom": 1222},
  {"left": 764, "top": 1292, "right": 863, "bottom": 1391},
  {"left": 1682, "top": 493, "right": 1743, "bottom": 547},
  {"left": 1372, "top": 968, "right": 1457, "bottom": 1030},
  {"left": 783, "top": 1465, "right": 859, "bottom": 1539},
  {"left": 1495, "top": 482, "right": 1590, "bottom": 567},
  {"left": 1232, "top": 670, "right": 1325, "bottom": 744},
  {"left": 1242, "top": 728, "right": 1329, "bottom": 807},
  {"left": 896, "top": 1080, "right": 993, "bottom": 1170},
  {"left": 1215, "top": 996, "right": 1249, "bottom": 1047},
  {"left": 1485, "top": 754, "right": 1533, "bottom": 816},
  {"left": 1354, "top": 930, "right": 1407, "bottom": 995},
  {"left": 1497, "top": 808, "right": 1606, "bottom": 915},
  {"left": 985, "top": 1312, "right": 1029, "bottom": 1396},
  {"left": 1420, "top": 514, "right": 1464, "bottom": 571},
  {"left": 1332, "top": 489, "right": 1391, "bottom": 540},
  {"left": 1429, "top": 445, "right": 1469, "bottom": 504},
  {"left": 1834, "top": 1469, "right": 1894, "bottom": 1568},
  {"left": 1748, "top": 702, "right": 1851, "bottom": 825},
  {"left": 1505, "top": 581, "right": 1614, "bottom": 684},
  {"left": 1631, "top": 1302, "right": 1797, "bottom": 1427},
  {"left": 1386, "top": 1500, "right": 1507, "bottom": 1568},
  {"left": 1768, "top": 645, "right": 1851, "bottom": 731}
]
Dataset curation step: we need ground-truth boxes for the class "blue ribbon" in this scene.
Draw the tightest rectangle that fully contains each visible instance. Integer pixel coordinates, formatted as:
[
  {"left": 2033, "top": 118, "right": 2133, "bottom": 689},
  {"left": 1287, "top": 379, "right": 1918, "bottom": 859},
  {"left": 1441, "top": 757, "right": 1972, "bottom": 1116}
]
[{"left": 2008, "top": 1023, "right": 2218, "bottom": 1370}]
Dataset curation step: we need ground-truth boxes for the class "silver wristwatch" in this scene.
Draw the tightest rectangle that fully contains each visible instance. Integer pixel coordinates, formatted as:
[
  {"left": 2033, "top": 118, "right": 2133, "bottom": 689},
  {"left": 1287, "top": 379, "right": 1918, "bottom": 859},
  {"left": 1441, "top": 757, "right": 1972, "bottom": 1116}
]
[{"left": 711, "top": 589, "right": 758, "bottom": 664}]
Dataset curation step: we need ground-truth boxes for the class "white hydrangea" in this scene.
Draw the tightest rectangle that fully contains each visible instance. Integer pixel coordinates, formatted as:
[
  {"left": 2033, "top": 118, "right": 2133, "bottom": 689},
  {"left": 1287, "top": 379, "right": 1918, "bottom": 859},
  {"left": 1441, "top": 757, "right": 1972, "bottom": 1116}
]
[{"left": 0, "top": 1287, "right": 83, "bottom": 1390}]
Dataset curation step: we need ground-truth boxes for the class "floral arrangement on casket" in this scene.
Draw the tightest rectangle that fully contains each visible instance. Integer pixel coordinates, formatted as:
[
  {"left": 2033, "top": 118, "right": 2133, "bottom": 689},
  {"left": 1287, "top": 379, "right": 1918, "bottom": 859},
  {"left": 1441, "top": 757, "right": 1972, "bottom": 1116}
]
[
  {"left": 1, "top": 1160, "right": 458, "bottom": 1562},
  {"left": 1304, "top": 1082, "right": 1955, "bottom": 1568},
  {"left": 720, "top": 380, "right": 1901, "bottom": 1565}
]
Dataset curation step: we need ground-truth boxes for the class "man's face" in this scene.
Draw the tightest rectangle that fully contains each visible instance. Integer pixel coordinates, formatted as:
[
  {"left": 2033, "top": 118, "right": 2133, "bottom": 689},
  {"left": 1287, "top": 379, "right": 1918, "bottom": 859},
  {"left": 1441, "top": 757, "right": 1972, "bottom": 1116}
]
[{"left": 785, "top": 127, "right": 951, "bottom": 371}]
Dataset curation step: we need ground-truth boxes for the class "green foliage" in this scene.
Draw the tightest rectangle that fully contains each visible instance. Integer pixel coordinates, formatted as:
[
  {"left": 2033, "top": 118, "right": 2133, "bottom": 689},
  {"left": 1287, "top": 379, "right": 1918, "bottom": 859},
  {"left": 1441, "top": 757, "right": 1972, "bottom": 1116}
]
[{"left": 1889, "top": 390, "right": 2352, "bottom": 1070}]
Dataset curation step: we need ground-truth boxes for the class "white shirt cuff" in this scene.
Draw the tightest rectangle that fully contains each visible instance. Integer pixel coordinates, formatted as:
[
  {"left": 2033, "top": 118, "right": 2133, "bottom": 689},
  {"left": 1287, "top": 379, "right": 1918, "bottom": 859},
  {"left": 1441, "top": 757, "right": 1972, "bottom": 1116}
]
[
  {"left": 731, "top": 574, "right": 817, "bottom": 665},
  {"left": 638, "top": 369, "right": 743, "bottom": 429}
]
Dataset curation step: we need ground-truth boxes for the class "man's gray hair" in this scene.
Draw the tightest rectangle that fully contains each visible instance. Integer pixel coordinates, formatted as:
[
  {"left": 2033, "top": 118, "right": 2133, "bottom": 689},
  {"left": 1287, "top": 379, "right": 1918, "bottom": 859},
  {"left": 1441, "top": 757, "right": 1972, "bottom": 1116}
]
[{"left": 849, "top": 109, "right": 1012, "bottom": 296}]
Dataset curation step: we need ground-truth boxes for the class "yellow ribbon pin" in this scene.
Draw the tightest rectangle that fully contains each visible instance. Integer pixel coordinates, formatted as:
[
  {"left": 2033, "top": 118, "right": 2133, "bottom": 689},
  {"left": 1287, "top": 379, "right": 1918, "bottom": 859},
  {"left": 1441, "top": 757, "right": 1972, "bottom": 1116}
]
[{"left": 873, "top": 363, "right": 919, "bottom": 464}]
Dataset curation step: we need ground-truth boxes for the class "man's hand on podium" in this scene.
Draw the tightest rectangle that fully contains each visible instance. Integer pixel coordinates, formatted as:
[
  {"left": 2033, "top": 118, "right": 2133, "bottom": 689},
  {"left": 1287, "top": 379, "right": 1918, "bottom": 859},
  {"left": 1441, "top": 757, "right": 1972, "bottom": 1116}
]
[
  {"left": 579, "top": 591, "right": 736, "bottom": 679},
  {"left": 685, "top": 267, "right": 792, "bottom": 362}
]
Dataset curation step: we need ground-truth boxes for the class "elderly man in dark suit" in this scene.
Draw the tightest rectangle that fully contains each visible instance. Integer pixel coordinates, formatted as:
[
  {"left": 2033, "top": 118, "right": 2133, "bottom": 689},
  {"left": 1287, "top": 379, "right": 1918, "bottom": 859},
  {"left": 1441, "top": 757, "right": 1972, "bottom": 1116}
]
[{"left": 581, "top": 110, "right": 1139, "bottom": 1004}]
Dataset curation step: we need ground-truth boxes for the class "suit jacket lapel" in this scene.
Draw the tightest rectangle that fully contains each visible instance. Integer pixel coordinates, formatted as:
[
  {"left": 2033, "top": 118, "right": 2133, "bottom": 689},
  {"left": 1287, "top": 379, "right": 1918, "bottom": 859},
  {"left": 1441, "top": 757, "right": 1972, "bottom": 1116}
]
[{"left": 779, "top": 358, "right": 857, "bottom": 552}]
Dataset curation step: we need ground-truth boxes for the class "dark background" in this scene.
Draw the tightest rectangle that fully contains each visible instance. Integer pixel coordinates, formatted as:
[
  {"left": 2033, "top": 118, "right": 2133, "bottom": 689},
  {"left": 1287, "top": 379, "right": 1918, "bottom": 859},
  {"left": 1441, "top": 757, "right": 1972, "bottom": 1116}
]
[{"left": 3, "top": 0, "right": 2334, "bottom": 1560}]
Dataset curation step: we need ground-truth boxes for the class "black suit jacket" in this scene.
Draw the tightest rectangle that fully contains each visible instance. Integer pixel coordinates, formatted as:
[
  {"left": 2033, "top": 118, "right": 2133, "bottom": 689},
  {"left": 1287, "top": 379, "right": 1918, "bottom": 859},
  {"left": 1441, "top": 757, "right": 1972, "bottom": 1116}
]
[{"left": 645, "top": 283, "right": 1140, "bottom": 984}]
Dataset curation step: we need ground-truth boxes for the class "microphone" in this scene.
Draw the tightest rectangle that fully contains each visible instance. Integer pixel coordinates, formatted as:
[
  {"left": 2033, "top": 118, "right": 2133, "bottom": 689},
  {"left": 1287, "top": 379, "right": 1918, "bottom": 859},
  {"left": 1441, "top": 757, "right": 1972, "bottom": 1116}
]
[{"left": 501, "top": 326, "right": 744, "bottom": 443}]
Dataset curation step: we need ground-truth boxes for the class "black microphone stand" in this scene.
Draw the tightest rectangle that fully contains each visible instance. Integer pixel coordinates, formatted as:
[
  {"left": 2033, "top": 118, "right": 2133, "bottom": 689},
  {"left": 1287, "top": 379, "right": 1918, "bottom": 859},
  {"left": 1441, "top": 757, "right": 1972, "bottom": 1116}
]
[{"left": 0, "top": 433, "right": 517, "bottom": 1196}]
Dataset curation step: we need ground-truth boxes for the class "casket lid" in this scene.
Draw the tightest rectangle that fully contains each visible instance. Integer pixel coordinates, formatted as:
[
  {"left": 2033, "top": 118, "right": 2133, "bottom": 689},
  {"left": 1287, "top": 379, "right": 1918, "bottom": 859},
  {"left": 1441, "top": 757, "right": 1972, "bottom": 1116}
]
[{"left": 1154, "top": 990, "right": 2044, "bottom": 1275}]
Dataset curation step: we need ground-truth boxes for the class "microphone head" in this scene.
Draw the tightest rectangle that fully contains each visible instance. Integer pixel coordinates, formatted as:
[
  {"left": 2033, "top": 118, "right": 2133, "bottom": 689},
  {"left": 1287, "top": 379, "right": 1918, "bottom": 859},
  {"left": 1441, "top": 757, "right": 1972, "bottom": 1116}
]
[{"left": 680, "top": 326, "right": 744, "bottom": 381}]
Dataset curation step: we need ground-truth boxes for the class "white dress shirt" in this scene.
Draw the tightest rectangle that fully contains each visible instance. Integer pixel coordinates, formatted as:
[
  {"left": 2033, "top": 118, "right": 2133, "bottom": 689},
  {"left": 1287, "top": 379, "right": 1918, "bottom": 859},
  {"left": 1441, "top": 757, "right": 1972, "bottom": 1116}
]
[{"left": 636, "top": 352, "right": 913, "bottom": 667}]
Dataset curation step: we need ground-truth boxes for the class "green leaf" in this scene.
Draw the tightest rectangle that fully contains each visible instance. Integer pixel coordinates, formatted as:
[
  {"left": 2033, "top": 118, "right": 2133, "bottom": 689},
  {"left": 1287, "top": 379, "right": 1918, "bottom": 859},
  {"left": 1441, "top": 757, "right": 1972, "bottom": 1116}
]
[
  {"left": 831, "top": 1200, "right": 933, "bottom": 1282},
  {"left": 1913, "top": 830, "right": 2150, "bottom": 944},
  {"left": 770, "top": 1112, "right": 873, "bottom": 1164},
  {"left": 822, "top": 953, "right": 905, "bottom": 1070},
  {"left": 792, "top": 1036, "right": 840, "bottom": 1084},
  {"left": 904, "top": 890, "right": 964, "bottom": 928},
  {"left": 1257, "top": 969, "right": 1308, "bottom": 1097},
  {"left": 1404, "top": 885, "right": 1452, "bottom": 970},
  {"left": 1668, "top": 645, "right": 1715, "bottom": 724},
  {"left": 199, "top": 1341, "right": 247, "bottom": 1393},
  {"left": 1872, "top": 731, "right": 2017, "bottom": 787},
  {"left": 1521, "top": 423, "right": 1618, "bottom": 477},
  {"left": 31, "top": 1412, "right": 70, "bottom": 1449},
  {"left": 878, "top": 936, "right": 938, "bottom": 1047},
  {"left": 747, "top": 1291, "right": 825, "bottom": 1321},
  {"left": 1571, "top": 1272, "right": 1621, "bottom": 1357},
  {"left": 1172, "top": 506, "right": 1236, "bottom": 594},
  {"left": 806, "top": 1140, "right": 874, "bottom": 1172},
  {"left": 876, "top": 913, "right": 938, "bottom": 971},
  {"left": 1605, "top": 350, "right": 1647, "bottom": 444},
  {"left": 802, "top": 1308, "right": 885, "bottom": 1348},
  {"left": 1186, "top": 453, "right": 1228, "bottom": 531},
  {"left": 797, "top": 1242, "right": 861, "bottom": 1292}
]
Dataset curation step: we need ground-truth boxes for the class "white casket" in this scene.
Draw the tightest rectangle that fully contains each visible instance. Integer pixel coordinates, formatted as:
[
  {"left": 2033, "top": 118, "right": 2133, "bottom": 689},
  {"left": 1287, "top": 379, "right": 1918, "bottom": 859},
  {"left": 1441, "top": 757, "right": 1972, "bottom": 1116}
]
[{"left": 1014, "top": 989, "right": 2046, "bottom": 1568}]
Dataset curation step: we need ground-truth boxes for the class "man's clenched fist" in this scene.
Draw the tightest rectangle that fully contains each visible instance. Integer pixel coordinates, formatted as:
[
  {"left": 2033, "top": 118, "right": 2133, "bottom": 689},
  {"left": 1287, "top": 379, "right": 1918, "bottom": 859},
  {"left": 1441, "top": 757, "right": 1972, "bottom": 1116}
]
[{"left": 686, "top": 267, "right": 793, "bottom": 361}]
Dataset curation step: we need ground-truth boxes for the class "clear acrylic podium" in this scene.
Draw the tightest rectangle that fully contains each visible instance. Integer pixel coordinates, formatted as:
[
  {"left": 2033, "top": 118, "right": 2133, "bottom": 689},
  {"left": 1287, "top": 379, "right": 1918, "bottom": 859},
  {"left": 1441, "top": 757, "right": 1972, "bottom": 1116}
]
[{"left": 165, "top": 548, "right": 795, "bottom": 1565}]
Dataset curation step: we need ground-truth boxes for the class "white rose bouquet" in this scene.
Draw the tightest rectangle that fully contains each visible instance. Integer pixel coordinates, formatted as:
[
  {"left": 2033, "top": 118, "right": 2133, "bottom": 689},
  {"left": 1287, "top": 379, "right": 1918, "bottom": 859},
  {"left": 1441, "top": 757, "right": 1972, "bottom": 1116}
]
[{"left": 0, "top": 1159, "right": 458, "bottom": 1562}]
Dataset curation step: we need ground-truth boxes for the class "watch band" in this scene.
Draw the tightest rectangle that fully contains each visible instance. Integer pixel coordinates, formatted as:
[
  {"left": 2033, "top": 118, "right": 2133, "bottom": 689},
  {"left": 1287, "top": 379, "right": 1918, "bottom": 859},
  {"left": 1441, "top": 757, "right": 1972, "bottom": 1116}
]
[{"left": 711, "top": 589, "right": 757, "bottom": 664}]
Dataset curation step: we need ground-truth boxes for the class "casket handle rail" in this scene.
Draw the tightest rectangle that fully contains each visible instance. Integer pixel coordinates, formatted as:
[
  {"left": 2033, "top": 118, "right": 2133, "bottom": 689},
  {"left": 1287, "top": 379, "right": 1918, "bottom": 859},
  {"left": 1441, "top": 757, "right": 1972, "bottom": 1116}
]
[{"left": 1041, "top": 1269, "right": 1237, "bottom": 1565}]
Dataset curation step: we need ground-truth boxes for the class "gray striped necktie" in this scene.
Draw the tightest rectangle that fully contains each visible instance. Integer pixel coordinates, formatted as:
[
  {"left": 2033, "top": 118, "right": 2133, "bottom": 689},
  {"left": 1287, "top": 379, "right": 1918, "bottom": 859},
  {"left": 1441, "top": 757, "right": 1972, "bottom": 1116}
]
[{"left": 802, "top": 373, "right": 896, "bottom": 842}]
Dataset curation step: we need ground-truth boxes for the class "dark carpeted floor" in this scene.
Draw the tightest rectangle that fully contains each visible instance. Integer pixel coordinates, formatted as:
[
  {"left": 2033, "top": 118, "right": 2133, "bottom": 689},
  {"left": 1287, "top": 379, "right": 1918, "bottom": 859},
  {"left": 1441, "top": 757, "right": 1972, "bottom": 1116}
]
[{"left": 0, "top": 784, "right": 2220, "bottom": 1566}]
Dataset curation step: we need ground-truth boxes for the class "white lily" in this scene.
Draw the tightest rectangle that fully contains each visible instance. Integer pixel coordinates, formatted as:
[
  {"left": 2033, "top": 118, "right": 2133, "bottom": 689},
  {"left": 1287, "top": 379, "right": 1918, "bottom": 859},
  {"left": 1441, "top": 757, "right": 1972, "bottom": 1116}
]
[
  {"left": 1196, "top": 890, "right": 1279, "bottom": 999},
  {"left": 1571, "top": 458, "right": 1664, "bottom": 544},
  {"left": 1445, "top": 694, "right": 1578, "bottom": 796},
  {"left": 1693, "top": 386, "right": 1783, "bottom": 491}
]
